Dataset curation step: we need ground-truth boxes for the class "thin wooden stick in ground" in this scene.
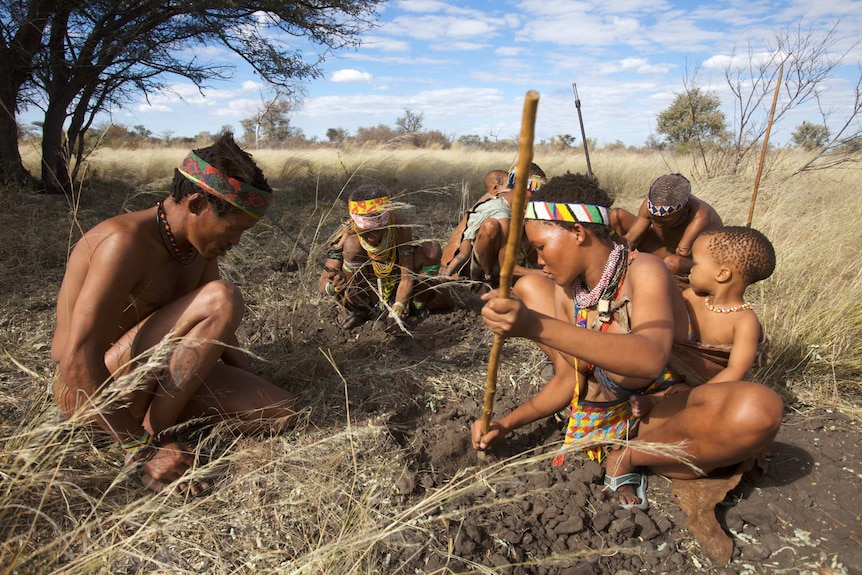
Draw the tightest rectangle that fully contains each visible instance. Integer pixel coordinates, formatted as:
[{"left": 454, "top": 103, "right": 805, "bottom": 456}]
[
  {"left": 747, "top": 61, "right": 783, "bottom": 228},
  {"left": 480, "top": 90, "right": 540, "bottom": 436}
]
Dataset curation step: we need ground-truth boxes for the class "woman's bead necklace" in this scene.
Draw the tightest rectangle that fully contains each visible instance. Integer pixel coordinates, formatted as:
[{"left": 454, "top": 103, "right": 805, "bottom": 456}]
[
  {"left": 572, "top": 243, "right": 627, "bottom": 308},
  {"left": 157, "top": 201, "right": 197, "bottom": 265},
  {"left": 704, "top": 296, "right": 751, "bottom": 313},
  {"left": 355, "top": 213, "right": 397, "bottom": 276}
]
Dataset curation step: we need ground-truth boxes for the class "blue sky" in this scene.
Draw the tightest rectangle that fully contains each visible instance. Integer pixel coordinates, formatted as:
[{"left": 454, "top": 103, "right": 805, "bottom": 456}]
[{"left": 34, "top": 0, "right": 862, "bottom": 147}]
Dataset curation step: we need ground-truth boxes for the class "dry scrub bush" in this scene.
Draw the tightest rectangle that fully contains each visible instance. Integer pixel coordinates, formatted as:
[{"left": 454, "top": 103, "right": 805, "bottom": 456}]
[{"left": 1, "top": 146, "right": 859, "bottom": 572}]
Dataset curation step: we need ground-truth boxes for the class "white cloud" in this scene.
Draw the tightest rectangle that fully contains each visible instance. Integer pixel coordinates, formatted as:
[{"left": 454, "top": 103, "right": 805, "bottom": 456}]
[
  {"left": 331, "top": 69, "right": 373, "bottom": 83},
  {"left": 361, "top": 35, "right": 412, "bottom": 52},
  {"left": 434, "top": 41, "right": 486, "bottom": 51},
  {"left": 495, "top": 46, "right": 522, "bottom": 57},
  {"left": 448, "top": 19, "right": 495, "bottom": 37},
  {"left": 597, "top": 57, "right": 673, "bottom": 75},
  {"left": 396, "top": 0, "right": 449, "bottom": 13},
  {"left": 135, "top": 103, "right": 172, "bottom": 113}
]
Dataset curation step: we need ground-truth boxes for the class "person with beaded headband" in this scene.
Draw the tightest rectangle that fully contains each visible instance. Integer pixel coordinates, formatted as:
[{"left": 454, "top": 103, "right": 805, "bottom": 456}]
[
  {"left": 471, "top": 172, "right": 783, "bottom": 510},
  {"left": 610, "top": 173, "right": 723, "bottom": 277},
  {"left": 318, "top": 182, "right": 453, "bottom": 332},
  {"left": 50, "top": 133, "right": 297, "bottom": 496},
  {"left": 631, "top": 226, "right": 776, "bottom": 417},
  {"left": 440, "top": 164, "right": 547, "bottom": 287}
]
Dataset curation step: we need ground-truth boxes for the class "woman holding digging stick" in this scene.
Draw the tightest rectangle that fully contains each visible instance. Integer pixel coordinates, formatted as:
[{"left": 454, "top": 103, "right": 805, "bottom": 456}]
[{"left": 470, "top": 173, "right": 783, "bottom": 509}]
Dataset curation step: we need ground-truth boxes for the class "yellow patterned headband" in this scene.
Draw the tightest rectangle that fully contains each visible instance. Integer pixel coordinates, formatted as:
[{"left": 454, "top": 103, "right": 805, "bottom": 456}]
[
  {"left": 349, "top": 196, "right": 390, "bottom": 215},
  {"left": 349, "top": 196, "right": 391, "bottom": 231}
]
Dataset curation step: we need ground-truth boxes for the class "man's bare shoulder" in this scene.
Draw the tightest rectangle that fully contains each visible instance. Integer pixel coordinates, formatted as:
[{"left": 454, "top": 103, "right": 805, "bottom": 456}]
[
  {"left": 690, "top": 195, "right": 722, "bottom": 221},
  {"left": 71, "top": 208, "right": 158, "bottom": 261}
]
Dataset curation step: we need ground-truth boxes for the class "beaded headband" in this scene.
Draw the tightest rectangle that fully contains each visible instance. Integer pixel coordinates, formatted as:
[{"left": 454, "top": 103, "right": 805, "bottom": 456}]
[
  {"left": 178, "top": 152, "right": 272, "bottom": 219},
  {"left": 349, "top": 196, "right": 391, "bottom": 231},
  {"left": 647, "top": 195, "right": 689, "bottom": 217},
  {"left": 507, "top": 170, "right": 546, "bottom": 192},
  {"left": 525, "top": 201, "right": 610, "bottom": 226},
  {"left": 647, "top": 174, "right": 691, "bottom": 217}
]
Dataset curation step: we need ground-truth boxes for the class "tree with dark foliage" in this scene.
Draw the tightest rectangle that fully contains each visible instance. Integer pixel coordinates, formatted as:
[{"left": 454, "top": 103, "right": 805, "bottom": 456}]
[{"left": 0, "top": 0, "right": 383, "bottom": 193}]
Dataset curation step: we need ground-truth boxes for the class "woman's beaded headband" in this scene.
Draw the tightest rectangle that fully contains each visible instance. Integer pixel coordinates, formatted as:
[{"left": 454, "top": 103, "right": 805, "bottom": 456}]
[
  {"left": 178, "top": 152, "right": 272, "bottom": 219},
  {"left": 525, "top": 201, "right": 610, "bottom": 226},
  {"left": 349, "top": 196, "right": 391, "bottom": 231}
]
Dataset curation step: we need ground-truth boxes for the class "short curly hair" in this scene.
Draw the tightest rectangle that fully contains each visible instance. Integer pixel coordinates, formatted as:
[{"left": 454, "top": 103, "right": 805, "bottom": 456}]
[
  {"left": 484, "top": 169, "right": 508, "bottom": 190},
  {"left": 170, "top": 132, "right": 272, "bottom": 215},
  {"left": 648, "top": 173, "right": 691, "bottom": 206},
  {"left": 702, "top": 226, "right": 776, "bottom": 286},
  {"left": 348, "top": 182, "right": 390, "bottom": 203},
  {"left": 529, "top": 172, "right": 613, "bottom": 240}
]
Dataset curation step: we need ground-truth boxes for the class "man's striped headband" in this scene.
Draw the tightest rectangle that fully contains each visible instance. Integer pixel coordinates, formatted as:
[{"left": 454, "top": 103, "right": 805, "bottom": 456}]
[
  {"left": 525, "top": 201, "right": 610, "bottom": 226},
  {"left": 178, "top": 152, "right": 272, "bottom": 219}
]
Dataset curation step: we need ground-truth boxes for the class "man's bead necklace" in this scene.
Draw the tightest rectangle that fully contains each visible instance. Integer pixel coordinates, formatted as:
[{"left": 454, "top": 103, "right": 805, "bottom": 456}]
[
  {"left": 157, "top": 201, "right": 197, "bottom": 265},
  {"left": 572, "top": 243, "right": 627, "bottom": 308},
  {"left": 704, "top": 296, "right": 751, "bottom": 313}
]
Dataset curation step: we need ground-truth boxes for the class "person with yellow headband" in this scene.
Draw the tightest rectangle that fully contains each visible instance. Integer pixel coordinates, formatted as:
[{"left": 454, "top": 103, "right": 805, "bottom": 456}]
[
  {"left": 50, "top": 133, "right": 297, "bottom": 497},
  {"left": 319, "top": 182, "right": 453, "bottom": 331},
  {"left": 471, "top": 172, "right": 782, "bottom": 511},
  {"left": 440, "top": 164, "right": 548, "bottom": 287},
  {"left": 610, "top": 173, "right": 724, "bottom": 277}
]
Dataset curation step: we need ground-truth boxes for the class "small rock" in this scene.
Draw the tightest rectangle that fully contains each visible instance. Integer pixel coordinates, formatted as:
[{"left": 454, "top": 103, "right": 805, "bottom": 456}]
[
  {"left": 553, "top": 517, "right": 584, "bottom": 535},
  {"left": 393, "top": 469, "right": 415, "bottom": 494},
  {"left": 592, "top": 511, "right": 613, "bottom": 532}
]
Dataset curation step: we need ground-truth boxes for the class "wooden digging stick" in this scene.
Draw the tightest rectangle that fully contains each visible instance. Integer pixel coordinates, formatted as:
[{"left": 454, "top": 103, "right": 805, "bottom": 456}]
[
  {"left": 747, "top": 61, "right": 783, "bottom": 228},
  {"left": 480, "top": 90, "right": 540, "bottom": 436}
]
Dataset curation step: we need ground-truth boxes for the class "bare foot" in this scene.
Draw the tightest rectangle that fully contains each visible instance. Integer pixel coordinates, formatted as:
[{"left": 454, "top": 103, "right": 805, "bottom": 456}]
[
  {"left": 629, "top": 394, "right": 661, "bottom": 418},
  {"left": 629, "top": 383, "right": 691, "bottom": 418}
]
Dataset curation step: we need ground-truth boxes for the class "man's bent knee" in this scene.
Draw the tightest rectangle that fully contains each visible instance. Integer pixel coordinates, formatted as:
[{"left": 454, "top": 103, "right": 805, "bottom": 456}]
[{"left": 199, "top": 280, "right": 245, "bottom": 324}]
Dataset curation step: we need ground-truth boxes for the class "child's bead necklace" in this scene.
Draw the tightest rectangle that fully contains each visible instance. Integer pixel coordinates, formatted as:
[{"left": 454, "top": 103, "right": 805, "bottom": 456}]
[{"left": 704, "top": 296, "right": 751, "bottom": 313}]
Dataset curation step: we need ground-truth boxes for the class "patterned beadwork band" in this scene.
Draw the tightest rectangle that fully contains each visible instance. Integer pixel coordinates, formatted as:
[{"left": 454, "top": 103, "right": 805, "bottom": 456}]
[
  {"left": 178, "top": 152, "right": 272, "bottom": 219},
  {"left": 525, "top": 201, "right": 610, "bottom": 226},
  {"left": 507, "top": 170, "right": 546, "bottom": 192},
  {"left": 349, "top": 196, "right": 391, "bottom": 231},
  {"left": 646, "top": 194, "right": 689, "bottom": 217}
]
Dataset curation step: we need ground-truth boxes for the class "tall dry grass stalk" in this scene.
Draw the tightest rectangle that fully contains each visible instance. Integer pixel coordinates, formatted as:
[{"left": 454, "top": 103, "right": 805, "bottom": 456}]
[{"left": 2, "top": 145, "right": 859, "bottom": 572}]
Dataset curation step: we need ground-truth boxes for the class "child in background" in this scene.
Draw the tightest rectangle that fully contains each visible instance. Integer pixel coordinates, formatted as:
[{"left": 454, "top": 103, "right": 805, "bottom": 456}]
[
  {"left": 440, "top": 164, "right": 547, "bottom": 286},
  {"left": 611, "top": 173, "right": 723, "bottom": 276}
]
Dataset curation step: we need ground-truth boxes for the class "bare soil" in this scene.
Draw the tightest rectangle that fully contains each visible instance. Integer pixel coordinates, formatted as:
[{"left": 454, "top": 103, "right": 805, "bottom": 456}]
[
  {"left": 2, "top": 191, "right": 860, "bottom": 574},
  {"left": 282, "top": 302, "right": 862, "bottom": 574}
]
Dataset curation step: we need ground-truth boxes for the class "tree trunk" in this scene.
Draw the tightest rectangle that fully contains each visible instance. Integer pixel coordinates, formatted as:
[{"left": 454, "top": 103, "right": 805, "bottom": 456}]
[
  {"left": 40, "top": 103, "right": 70, "bottom": 195},
  {"left": 0, "top": 104, "right": 34, "bottom": 188},
  {"left": 0, "top": 0, "right": 57, "bottom": 189}
]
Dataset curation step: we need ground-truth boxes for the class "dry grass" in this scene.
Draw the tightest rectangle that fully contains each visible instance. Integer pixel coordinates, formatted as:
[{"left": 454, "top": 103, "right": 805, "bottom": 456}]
[{"left": 2, "top": 145, "right": 860, "bottom": 573}]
